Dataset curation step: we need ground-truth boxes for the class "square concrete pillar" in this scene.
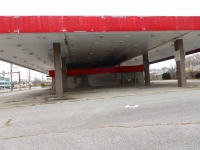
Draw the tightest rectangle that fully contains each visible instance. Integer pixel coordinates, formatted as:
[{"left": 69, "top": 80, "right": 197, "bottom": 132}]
[
  {"left": 52, "top": 77, "right": 55, "bottom": 90},
  {"left": 53, "top": 43, "right": 63, "bottom": 98},
  {"left": 62, "top": 57, "right": 67, "bottom": 92},
  {"left": 121, "top": 73, "right": 124, "bottom": 85},
  {"left": 174, "top": 39, "right": 186, "bottom": 87},
  {"left": 143, "top": 53, "right": 150, "bottom": 86}
]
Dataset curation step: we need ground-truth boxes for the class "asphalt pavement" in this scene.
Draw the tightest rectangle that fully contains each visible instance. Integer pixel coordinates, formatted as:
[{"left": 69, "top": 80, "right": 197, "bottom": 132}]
[{"left": 0, "top": 81, "right": 200, "bottom": 150}]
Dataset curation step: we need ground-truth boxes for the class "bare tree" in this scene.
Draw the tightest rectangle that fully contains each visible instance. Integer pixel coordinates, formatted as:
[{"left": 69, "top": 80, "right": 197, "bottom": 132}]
[
  {"left": 162, "top": 67, "right": 168, "bottom": 71},
  {"left": 168, "top": 62, "right": 176, "bottom": 79},
  {"left": 32, "top": 77, "right": 41, "bottom": 86},
  {"left": 193, "top": 53, "right": 200, "bottom": 65},
  {"left": 185, "top": 55, "right": 195, "bottom": 78}
]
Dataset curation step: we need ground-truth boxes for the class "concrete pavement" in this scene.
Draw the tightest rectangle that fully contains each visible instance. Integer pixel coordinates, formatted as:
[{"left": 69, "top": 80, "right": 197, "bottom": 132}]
[
  {"left": 1, "top": 80, "right": 200, "bottom": 109},
  {"left": 0, "top": 80, "right": 200, "bottom": 149},
  {"left": 0, "top": 86, "right": 42, "bottom": 95}
]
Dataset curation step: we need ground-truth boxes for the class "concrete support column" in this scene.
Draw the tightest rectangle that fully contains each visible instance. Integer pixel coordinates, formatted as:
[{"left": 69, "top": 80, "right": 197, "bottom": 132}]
[
  {"left": 53, "top": 43, "right": 63, "bottom": 98},
  {"left": 62, "top": 57, "right": 67, "bottom": 92},
  {"left": 143, "top": 53, "right": 150, "bottom": 86},
  {"left": 119, "top": 64, "right": 124, "bottom": 85},
  {"left": 121, "top": 73, "right": 124, "bottom": 85},
  {"left": 174, "top": 39, "right": 186, "bottom": 87},
  {"left": 52, "top": 77, "right": 55, "bottom": 90}
]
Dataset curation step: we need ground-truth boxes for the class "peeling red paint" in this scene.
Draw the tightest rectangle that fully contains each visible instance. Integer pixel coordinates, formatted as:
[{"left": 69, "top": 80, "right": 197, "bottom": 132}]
[{"left": 1, "top": 16, "right": 200, "bottom": 33}]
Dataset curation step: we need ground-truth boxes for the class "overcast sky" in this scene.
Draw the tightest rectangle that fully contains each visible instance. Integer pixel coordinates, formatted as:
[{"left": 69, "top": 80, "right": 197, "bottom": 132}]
[
  {"left": 0, "top": 0, "right": 199, "bottom": 16},
  {"left": 0, "top": 61, "right": 45, "bottom": 81}
]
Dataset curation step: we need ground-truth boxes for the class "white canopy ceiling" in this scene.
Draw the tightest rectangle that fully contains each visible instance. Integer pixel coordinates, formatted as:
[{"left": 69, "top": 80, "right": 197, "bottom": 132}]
[{"left": 0, "top": 31, "right": 199, "bottom": 74}]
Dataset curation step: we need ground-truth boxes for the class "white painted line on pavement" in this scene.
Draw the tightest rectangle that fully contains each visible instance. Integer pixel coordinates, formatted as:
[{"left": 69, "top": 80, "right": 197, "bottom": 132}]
[{"left": 125, "top": 105, "right": 139, "bottom": 108}]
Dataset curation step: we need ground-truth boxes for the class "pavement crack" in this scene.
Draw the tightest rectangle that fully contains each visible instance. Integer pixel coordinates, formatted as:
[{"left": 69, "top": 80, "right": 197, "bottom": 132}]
[
  {"left": 0, "top": 126, "right": 6, "bottom": 129},
  {"left": 4, "top": 133, "right": 48, "bottom": 140},
  {"left": 91, "top": 122, "right": 200, "bottom": 129},
  {"left": 92, "top": 125, "right": 130, "bottom": 129},
  {"left": 3, "top": 130, "right": 69, "bottom": 140},
  {"left": 3, "top": 122, "right": 200, "bottom": 140},
  {"left": 5, "top": 119, "right": 12, "bottom": 126}
]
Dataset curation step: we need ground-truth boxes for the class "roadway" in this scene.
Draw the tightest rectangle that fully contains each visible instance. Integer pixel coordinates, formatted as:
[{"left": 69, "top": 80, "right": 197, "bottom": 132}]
[{"left": 0, "top": 80, "right": 200, "bottom": 149}]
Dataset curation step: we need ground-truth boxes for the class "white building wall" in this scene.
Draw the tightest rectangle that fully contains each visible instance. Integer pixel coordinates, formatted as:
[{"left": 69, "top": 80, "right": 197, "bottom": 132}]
[
  {"left": 66, "top": 72, "right": 144, "bottom": 88},
  {"left": 67, "top": 76, "right": 76, "bottom": 88},
  {"left": 88, "top": 73, "right": 120, "bottom": 87}
]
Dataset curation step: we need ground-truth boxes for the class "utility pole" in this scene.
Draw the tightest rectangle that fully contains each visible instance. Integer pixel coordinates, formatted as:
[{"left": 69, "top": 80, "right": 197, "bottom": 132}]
[
  {"left": 13, "top": 71, "right": 21, "bottom": 91},
  {"left": 11, "top": 71, "right": 21, "bottom": 91},
  {"left": 3, "top": 77, "right": 5, "bottom": 89},
  {"left": 10, "top": 63, "right": 13, "bottom": 91},
  {"left": 19, "top": 71, "right": 21, "bottom": 91},
  {"left": 29, "top": 69, "right": 31, "bottom": 89}
]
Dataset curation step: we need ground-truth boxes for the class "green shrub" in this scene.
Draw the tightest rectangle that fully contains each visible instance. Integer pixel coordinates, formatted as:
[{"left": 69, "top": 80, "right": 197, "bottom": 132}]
[
  {"left": 162, "top": 72, "right": 171, "bottom": 80},
  {"left": 195, "top": 72, "right": 200, "bottom": 79}
]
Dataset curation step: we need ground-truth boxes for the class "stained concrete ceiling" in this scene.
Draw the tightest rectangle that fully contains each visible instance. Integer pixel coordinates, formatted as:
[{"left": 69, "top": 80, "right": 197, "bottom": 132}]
[{"left": 0, "top": 31, "right": 200, "bottom": 74}]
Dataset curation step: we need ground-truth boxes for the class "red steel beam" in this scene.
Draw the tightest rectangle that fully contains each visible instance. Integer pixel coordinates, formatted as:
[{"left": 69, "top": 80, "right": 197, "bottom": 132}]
[
  {"left": 1, "top": 16, "right": 200, "bottom": 33},
  {"left": 49, "top": 65, "right": 144, "bottom": 77}
]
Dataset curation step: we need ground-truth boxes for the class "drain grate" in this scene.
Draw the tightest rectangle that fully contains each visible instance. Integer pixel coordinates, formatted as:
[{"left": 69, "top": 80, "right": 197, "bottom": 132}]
[{"left": 125, "top": 105, "right": 139, "bottom": 108}]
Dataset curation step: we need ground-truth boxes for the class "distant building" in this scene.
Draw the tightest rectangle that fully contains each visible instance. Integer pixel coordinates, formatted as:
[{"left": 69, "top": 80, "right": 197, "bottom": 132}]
[{"left": 0, "top": 76, "right": 11, "bottom": 89}]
